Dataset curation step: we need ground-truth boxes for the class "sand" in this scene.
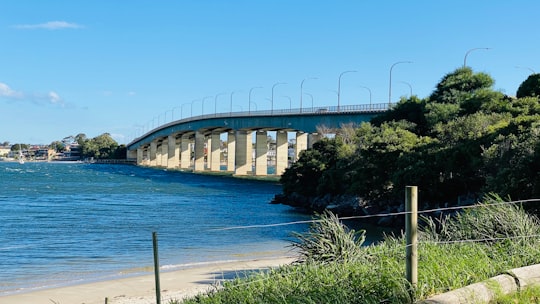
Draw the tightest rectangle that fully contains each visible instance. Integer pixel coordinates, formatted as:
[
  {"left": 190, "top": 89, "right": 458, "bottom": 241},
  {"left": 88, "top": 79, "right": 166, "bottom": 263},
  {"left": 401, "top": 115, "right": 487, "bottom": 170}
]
[{"left": 0, "top": 257, "right": 295, "bottom": 304}]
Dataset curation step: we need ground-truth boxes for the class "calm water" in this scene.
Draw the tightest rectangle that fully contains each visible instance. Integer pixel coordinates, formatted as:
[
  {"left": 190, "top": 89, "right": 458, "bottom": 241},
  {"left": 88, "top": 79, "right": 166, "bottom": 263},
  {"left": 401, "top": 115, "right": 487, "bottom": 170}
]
[{"left": 0, "top": 162, "right": 311, "bottom": 295}]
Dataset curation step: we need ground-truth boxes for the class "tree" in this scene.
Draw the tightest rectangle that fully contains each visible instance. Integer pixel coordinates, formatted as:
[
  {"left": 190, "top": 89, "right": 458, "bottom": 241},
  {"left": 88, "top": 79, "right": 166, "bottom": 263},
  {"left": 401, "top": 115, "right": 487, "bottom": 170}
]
[{"left": 516, "top": 73, "right": 540, "bottom": 98}]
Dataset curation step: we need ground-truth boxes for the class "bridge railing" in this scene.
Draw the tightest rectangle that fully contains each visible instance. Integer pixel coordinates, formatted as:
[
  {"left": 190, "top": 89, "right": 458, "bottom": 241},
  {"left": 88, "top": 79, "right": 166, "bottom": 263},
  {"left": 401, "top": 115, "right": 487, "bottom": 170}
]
[{"left": 131, "top": 102, "right": 392, "bottom": 145}]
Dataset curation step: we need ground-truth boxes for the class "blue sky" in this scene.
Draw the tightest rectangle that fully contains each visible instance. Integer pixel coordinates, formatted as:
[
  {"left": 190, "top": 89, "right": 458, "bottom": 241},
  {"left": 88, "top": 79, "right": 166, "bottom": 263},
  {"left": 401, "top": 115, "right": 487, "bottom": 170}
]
[{"left": 1, "top": 1, "right": 539, "bottom": 145}]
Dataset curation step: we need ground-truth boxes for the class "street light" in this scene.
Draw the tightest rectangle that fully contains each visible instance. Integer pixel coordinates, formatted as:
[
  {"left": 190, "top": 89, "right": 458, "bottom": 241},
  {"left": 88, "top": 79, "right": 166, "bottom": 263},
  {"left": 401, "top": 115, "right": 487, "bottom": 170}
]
[
  {"left": 389, "top": 61, "right": 412, "bottom": 105},
  {"left": 463, "top": 47, "right": 490, "bottom": 67},
  {"left": 300, "top": 77, "right": 317, "bottom": 113},
  {"left": 304, "top": 93, "right": 314, "bottom": 112},
  {"left": 515, "top": 66, "right": 536, "bottom": 74},
  {"left": 214, "top": 93, "right": 226, "bottom": 117},
  {"left": 201, "top": 96, "right": 212, "bottom": 116},
  {"left": 359, "top": 85, "right": 372, "bottom": 106},
  {"left": 271, "top": 82, "right": 286, "bottom": 115},
  {"left": 283, "top": 96, "right": 292, "bottom": 111},
  {"left": 249, "top": 86, "right": 263, "bottom": 114},
  {"left": 172, "top": 106, "right": 181, "bottom": 121},
  {"left": 229, "top": 91, "right": 240, "bottom": 116},
  {"left": 400, "top": 81, "right": 413, "bottom": 97},
  {"left": 181, "top": 103, "right": 190, "bottom": 119},
  {"left": 338, "top": 70, "right": 357, "bottom": 112},
  {"left": 191, "top": 99, "right": 200, "bottom": 117}
]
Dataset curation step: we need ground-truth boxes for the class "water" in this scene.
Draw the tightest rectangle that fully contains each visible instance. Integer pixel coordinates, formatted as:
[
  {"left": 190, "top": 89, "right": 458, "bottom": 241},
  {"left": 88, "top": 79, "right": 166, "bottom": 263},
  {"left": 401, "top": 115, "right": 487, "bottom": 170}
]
[{"left": 0, "top": 162, "right": 311, "bottom": 296}]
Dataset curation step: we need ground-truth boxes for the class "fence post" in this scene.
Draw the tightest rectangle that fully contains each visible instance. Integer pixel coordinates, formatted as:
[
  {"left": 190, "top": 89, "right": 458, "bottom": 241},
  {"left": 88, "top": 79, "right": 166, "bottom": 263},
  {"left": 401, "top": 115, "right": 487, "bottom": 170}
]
[
  {"left": 405, "top": 186, "right": 418, "bottom": 289},
  {"left": 153, "top": 232, "right": 161, "bottom": 304}
]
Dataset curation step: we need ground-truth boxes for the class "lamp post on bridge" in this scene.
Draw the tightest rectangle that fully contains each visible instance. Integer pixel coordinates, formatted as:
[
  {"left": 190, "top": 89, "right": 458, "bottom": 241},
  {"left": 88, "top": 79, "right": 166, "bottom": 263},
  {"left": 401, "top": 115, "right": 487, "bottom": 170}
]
[
  {"left": 229, "top": 91, "right": 240, "bottom": 116},
  {"left": 201, "top": 96, "right": 212, "bottom": 116},
  {"left": 172, "top": 106, "right": 182, "bottom": 121},
  {"left": 300, "top": 77, "right": 317, "bottom": 113},
  {"left": 389, "top": 61, "right": 412, "bottom": 106},
  {"left": 249, "top": 86, "right": 262, "bottom": 115},
  {"left": 463, "top": 47, "right": 490, "bottom": 67},
  {"left": 190, "top": 99, "right": 200, "bottom": 118},
  {"left": 271, "top": 82, "right": 286, "bottom": 115},
  {"left": 214, "top": 93, "right": 226, "bottom": 117},
  {"left": 359, "top": 85, "right": 372, "bottom": 107},
  {"left": 515, "top": 66, "right": 536, "bottom": 74},
  {"left": 338, "top": 70, "right": 357, "bottom": 113},
  {"left": 400, "top": 81, "right": 413, "bottom": 98},
  {"left": 283, "top": 96, "right": 292, "bottom": 111},
  {"left": 181, "top": 103, "right": 190, "bottom": 119},
  {"left": 304, "top": 93, "right": 314, "bottom": 113}
]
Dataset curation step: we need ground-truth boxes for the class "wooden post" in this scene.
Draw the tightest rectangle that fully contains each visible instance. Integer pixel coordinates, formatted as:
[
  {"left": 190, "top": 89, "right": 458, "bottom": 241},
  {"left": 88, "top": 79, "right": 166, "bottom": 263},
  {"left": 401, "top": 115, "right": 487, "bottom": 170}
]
[
  {"left": 152, "top": 232, "right": 161, "bottom": 304},
  {"left": 405, "top": 186, "right": 418, "bottom": 288}
]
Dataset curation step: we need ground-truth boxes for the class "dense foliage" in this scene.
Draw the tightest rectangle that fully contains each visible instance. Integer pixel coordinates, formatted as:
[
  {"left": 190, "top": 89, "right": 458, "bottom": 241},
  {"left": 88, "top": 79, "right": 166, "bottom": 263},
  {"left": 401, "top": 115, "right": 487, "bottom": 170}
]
[
  {"left": 280, "top": 67, "right": 540, "bottom": 213},
  {"left": 75, "top": 133, "right": 126, "bottom": 159}
]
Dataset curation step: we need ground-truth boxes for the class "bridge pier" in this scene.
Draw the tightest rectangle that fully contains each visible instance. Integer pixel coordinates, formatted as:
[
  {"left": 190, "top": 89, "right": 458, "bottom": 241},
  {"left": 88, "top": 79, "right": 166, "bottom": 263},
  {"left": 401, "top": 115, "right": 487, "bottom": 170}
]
[
  {"left": 234, "top": 130, "right": 252, "bottom": 175},
  {"left": 136, "top": 148, "right": 143, "bottom": 165},
  {"left": 180, "top": 134, "right": 192, "bottom": 169},
  {"left": 159, "top": 139, "right": 167, "bottom": 167},
  {"left": 255, "top": 131, "right": 268, "bottom": 175},
  {"left": 210, "top": 131, "right": 221, "bottom": 171},
  {"left": 149, "top": 140, "right": 157, "bottom": 166},
  {"left": 275, "top": 131, "right": 288, "bottom": 175},
  {"left": 167, "top": 135, "right": 179, "bottom": 169},
  {"left": 295, "top": 132, "right": 308, "bottom": 162},
  {"left": 194, "top": 131, "right": 205, "bottom": 171},
  {"left": 227, "top": 131, "right": 236, "bottom": 172}
]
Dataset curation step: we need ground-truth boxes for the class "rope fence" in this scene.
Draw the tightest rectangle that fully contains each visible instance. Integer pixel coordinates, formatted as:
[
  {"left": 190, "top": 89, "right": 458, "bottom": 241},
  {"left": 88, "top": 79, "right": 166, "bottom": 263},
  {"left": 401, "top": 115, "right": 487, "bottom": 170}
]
[{"left": 146, "top": 191, "right": 540, "bottom": 303}]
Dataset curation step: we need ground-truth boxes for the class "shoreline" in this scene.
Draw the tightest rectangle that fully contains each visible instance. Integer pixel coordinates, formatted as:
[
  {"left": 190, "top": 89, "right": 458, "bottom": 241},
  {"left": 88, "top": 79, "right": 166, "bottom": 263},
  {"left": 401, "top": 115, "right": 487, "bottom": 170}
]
[{"left": 0, "top": 256, "right": 295, "bottom": 304}]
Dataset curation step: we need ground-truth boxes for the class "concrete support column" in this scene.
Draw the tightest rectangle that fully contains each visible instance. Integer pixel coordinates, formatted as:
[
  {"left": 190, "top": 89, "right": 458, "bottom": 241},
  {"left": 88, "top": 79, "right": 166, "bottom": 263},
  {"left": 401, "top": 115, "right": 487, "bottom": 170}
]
[
  {"left": 180, "top": 134, "right": 191, "bottom": 169},
  {"left": 308, "top": 133, "right": 323, "bottom": 149},
  {"left": 167, "top": 135, "right": 179, "bottom": 169},
  {"left": 159, "top": 138, "right": 168, "bottom": 167},
  {"left": 210, "top": 131, "right": 221, "bottom": 171},
  {"left": 255, "top": 131, "right": 268, "bottom": 176},
  {"left": 136, "top": 148, "right": 143, "bottom": 165},
  {"left": 234, "top": 131, "right": 252, "bottom": 175},
  {"left": 206, "top": 137, "right": 211, "bottom": 170},
  {"left": 149, "top": 140, "right": 157, "bottom": 166},
  {"left": 275, "top": 131, "right": 288, "bottom": 176},
  {"left": 295, "top": 132, "right": 308, "bottom": 162},
  {"left": 227, "top": 131, "right": 236, "bottom": 172},
  {"left": 194, "top": 131, "right": 206, "bottom": 171}
]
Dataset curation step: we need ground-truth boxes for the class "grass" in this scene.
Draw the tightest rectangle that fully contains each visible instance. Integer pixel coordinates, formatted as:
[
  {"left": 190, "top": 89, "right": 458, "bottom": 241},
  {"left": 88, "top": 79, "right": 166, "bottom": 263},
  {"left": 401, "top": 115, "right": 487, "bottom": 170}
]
[
  {"left": 170, "top": 195, "right": 540, "bottom": 304},
  {"left": 492, "top": 285, "right": 540, "bottom": 303}
]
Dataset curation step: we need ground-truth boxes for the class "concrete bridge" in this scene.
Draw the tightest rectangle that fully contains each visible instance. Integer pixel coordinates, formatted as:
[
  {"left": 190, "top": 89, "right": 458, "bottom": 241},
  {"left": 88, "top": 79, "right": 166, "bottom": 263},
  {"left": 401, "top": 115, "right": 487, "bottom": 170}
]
[{"left": 126, "top": 103, "right": 388, "bottom": 176}]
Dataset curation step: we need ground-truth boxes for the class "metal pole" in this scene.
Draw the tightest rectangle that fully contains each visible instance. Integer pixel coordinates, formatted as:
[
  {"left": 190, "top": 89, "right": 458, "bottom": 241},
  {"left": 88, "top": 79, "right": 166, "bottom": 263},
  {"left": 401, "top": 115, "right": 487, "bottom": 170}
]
[
  {"left": 271, "top": 82, "right": 286, "bottom": 115},
  {"left": 300, "top": 77, "right": 317, "bottom": 113},
  {"left": 389, "top": 61, "right": 412, "bottom": 106},
  {"left": 152, "top": 232, "right": 161, "bottom": 304},
  {"left": 463, "top": 47, "right": 490, "bottom": 67},
  {"left": 338, "top": 70, "right": 357, "bottom": 113},
  {"left": 249, "top": 86, "right": 262, "bottom": 114},
  {"left": 359, "top": 85, "right": 372, "bottom": 107},
  {"left": 405, "top": 186, "right": 418, "bottom": 289}
]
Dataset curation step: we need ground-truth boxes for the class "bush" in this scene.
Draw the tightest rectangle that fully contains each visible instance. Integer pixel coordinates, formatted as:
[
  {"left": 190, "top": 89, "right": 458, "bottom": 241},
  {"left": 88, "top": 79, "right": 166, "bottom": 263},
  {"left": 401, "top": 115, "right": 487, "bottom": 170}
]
[{"left": 289, "top": 211, "right": 366, "bottom": 264}]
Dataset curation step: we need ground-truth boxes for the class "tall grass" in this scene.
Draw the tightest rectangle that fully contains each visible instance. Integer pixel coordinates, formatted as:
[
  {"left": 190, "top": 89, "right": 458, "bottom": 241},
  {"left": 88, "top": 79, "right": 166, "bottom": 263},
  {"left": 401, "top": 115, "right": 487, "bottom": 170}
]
[{"left": 176, "top": 195, "right": 540, "bottom": 304}]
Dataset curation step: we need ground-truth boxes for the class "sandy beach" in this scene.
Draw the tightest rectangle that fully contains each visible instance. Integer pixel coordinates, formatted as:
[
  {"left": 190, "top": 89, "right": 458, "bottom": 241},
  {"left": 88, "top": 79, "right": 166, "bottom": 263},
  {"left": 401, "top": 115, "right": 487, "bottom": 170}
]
[{"left": 0, "top": 257, "right": 295, "bottom": 304}]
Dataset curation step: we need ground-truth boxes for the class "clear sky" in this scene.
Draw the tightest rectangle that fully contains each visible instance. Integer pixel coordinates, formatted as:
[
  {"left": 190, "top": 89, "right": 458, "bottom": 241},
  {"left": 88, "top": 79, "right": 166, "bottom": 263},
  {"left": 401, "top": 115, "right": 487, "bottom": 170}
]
[{"left": 1, "top": 1, "right": 539, "bottom": 145}]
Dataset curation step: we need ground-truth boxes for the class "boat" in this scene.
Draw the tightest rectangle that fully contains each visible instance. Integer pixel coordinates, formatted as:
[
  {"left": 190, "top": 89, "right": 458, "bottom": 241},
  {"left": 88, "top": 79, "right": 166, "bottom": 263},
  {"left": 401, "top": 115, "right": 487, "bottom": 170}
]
[{"left": 18, "top": 144, "right": 24, "bottom": 164}]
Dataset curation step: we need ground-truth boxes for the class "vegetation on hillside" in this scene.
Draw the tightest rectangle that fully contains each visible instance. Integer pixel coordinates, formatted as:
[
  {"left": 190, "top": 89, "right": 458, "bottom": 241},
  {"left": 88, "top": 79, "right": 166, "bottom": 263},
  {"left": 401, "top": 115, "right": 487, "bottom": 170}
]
[{"left": 279, "top": 67, "right": 540, "bottom": 218}]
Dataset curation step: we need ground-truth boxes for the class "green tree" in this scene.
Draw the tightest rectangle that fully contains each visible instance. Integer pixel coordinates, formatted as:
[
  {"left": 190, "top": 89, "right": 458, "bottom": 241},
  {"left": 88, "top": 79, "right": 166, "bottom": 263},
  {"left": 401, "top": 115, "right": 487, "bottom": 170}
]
[{"left": 516, "top": 73, "right": 540, "bottom": 98}]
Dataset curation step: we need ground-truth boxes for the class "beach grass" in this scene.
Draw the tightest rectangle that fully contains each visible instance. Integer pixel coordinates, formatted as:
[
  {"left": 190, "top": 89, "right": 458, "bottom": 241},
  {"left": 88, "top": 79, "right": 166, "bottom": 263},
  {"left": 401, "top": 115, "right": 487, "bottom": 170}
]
[{"left": 173, "top": 196, "right": 540, "bottom": 303}]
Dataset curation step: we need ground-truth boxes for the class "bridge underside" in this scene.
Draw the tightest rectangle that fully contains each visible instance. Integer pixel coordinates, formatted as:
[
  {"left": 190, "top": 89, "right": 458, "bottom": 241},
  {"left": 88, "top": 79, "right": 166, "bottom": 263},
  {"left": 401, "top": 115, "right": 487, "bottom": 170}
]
[
  {"left": 127, "top": 129, "right": 317, "bottom": 176},
  {"left": 126, "top": 110, "right": 381, "bottom": 176}
]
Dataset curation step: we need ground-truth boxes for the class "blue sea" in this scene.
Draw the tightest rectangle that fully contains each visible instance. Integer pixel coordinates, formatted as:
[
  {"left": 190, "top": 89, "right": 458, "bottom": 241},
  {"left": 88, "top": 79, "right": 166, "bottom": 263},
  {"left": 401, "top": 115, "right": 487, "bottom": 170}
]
[{"left": 0, "top": 162, "right": 311, "bottom": 296}]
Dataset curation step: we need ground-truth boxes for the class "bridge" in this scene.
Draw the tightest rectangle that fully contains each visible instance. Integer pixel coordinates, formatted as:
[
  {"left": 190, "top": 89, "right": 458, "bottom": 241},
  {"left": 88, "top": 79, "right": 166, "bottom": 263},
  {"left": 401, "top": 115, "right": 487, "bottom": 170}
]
[{"left": 126, "top": 103, "right": 389, "bottom": 176}]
